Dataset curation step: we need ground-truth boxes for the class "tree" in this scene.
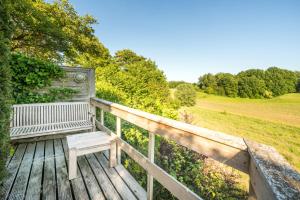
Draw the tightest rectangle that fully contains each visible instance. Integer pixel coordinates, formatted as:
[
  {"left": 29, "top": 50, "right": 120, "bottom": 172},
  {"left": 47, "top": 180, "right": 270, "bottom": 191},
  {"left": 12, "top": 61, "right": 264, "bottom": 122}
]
[
  {"left": 0, "top": 0, "right": 13, "bottom": 181},
  {"left": 265, "top": 67, "right": 298, "bottom": 96},
  {"left": 215, "top": 73, "right": 238, "bottom": 97},
  {"left": 198, "top": 73, "right": 217, "bottom": 94},
  {"left": 169, "top": 81, "right": 189, "bottom": 88},
  {"left": 10, "top": 0, "right": 110, "bottom": 66},
  {"left": 96, "top": 49, "right": 174, "bottom": 116},
  {"left": 174, "top": 83, "right": 197, "bottom": 106},
  {"left": 238, "top": 76, "right": 267, "bottom": 98}
]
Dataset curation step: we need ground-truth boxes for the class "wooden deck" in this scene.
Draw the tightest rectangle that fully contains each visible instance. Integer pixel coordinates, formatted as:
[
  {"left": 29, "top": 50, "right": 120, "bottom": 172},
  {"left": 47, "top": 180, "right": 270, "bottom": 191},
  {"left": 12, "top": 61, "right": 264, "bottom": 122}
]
[{"left": 0, "top": 139, "right": 147, "bottom": 200}]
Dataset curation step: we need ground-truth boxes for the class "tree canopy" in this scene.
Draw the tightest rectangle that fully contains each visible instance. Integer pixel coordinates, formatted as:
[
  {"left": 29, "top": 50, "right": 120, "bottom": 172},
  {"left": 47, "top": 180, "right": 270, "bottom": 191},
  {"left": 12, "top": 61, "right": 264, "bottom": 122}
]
[
  {"left": 198, "top": 67, "right": 299, "bottom": 99},
  {"left": 10, "top": 0, "right": 110, "bottom": 66},
  {"left": 174, "top": 83, "right": 197, "bottom": 106}
]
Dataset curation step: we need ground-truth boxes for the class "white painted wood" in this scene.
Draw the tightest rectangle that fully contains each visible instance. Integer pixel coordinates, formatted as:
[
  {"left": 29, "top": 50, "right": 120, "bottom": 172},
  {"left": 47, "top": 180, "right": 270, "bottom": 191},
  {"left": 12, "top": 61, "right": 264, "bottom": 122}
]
[
  {"left": 100, "top": 109, "right": 104, "bottom": 125},
  {"left": 91, "top": 97, "right": 250, "bottom": 173},
  {"left": 147, "top": 132, "right": 155, "bottom": 200},
  {"left": 68, "top": 148, "right": 77, "bottom": 180},
  {"left": 116, "top": 116, "right": 121, "bottom": 164},
  {"left": 117, "top": 139, "right": 203, "bottom": 200},
  {"left": 10, "top": 102, "right": 93, "bottom": 140},
  {"left": 67, "top": 131, "right": 117, "bottom": 180}
]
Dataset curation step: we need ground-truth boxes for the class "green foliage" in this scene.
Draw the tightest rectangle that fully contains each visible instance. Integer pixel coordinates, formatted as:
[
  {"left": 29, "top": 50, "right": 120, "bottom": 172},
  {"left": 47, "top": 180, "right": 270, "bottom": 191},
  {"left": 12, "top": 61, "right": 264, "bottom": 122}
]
[
  {"left": 10, "top": 0, "right": 110, "bottom": 66},
  {"left": 198, "top": 67, "right": 298, "bottom": 99},
  {"left": 96, "top": 49, "right": 247, "bottom": 199},
  {"left": 157, "top": 140, "right": 247, "bottom": 199},
  {"left": 215, "top": 73, "right": 238, "bottom": 97},
  {"left": 0, "top": 0, "right": 12, "bottom": 181},
  {"left": 198, "top": 73, "right": 218, "bottom": 94},
  {"left": 10, "top": 53, "right": 78, "bottom": 104},
  {"left": 264, "top": 67, "right": 298, "bottom": 96},
  {"left": 169, "top": 81, "right": 189, "bottom": 88},
  {"left": 174, "top": 83, "right": 197, "bottom": 106},
  {"left": 96, "top": 49, "right": 176, "bottom": 117},
  {"left": 238, "top": 76, "right": 267, "bottom": 98}
]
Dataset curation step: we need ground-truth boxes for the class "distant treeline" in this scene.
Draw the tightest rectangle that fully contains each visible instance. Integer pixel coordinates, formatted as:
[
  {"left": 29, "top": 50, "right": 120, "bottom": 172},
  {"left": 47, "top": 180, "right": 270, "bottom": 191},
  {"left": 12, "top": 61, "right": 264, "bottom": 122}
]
[
  {"left": 197, "top": 67, "right": 300, "bottom": 98},
  {"left": 169, "top": 80, "right": 198, "bottom": 89}
]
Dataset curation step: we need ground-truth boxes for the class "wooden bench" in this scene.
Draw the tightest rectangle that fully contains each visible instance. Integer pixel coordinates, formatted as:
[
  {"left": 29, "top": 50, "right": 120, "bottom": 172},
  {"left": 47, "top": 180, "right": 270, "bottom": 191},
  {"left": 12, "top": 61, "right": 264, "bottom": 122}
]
[
  {"left": 10, "top": 102, "right": 94, "bottom": 140},
  {"left": 67, "top": 131, "right": 117, "bottom": 180}
]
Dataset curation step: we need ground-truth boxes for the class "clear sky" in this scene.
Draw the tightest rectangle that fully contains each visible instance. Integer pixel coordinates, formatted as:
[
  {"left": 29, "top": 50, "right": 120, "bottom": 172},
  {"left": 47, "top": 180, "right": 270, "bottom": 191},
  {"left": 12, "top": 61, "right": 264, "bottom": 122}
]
[{"left": 69, "top": 0, "right": 300, "bottom": 82}]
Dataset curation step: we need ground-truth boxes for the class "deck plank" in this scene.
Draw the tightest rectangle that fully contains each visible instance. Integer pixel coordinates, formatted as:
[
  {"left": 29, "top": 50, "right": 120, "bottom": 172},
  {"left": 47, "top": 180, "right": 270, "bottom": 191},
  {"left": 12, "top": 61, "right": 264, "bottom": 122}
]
[
  {"left": 8, "top": 142, "right": 36, "bottom": 200},
  {"left": 54, "top": 139, "right": 73, "bottom": 200},
  {"left": 115, "top": 165, "right": 147, "bottom": 200},
  {"left": 77, "top": 156, "right": 105, "bottom": 200},
  {"left": 95, "top": 152, "right": 137, "bottom": 200},
  {"left": 103, "top": 151, "right": 147, "bottom": 200},
  {"left": 2, "top": 139, "right": 148, "bottom": 200},
  {"left": 25, "top": 141, "right": 45, "bottom": 200},
  {"left": 61, "top": 139, "right": 90, "bottom": 200},
  {"left": 43, "top": 140, "right": 56, "bottom": 200},
  {"left": 86, "top": 153, "right": 122, "bottom": 200},
  {"left": 0, "top": 143, "right": 27, "bottom": 200}
]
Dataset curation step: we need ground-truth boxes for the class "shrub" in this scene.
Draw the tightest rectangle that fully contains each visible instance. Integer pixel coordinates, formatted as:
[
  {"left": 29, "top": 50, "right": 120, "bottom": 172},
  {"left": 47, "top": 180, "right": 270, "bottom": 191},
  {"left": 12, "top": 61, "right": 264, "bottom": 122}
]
[
  {"left": 174, "top": 83, "right": 197, "bottom": 106},
  {"left": 10, "top": 53, "right": 77, "bottom": 104},
  {"left": 0, "top": 0, "right": 12, "bottom": 181}
]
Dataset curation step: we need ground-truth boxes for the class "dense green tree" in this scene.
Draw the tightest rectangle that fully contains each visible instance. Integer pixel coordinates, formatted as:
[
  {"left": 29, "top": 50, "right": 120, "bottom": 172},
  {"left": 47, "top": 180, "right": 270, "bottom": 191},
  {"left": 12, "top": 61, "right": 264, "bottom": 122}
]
[
  {"left": 265, "top": 67, "right": 298, "bottom": 96},
  {"left": 114, "top": 49, "right": 145, "bottom": 66},
  {"left": 198, "top": 73, "right": 218, "bottom": 94},
  {"left": 215, "top": 73, "right": 238, "bottom": 97},
  {"left": 237, "top": 69, "right": 265, "bottom": 80},
  {"left": 169, "top": 80, "right": 189, "bottom": 88},
  {"left": 10, "top": 0, "right": 110, "bottom": 66},
  {"left": 174, "top": 83, "right": 197, "bottom": 106},
  {"left": 96, "top": 49, "right": 175, "bottom": 116},
  {"left": 238, "top": 76, "right": 267, "bottom": 98},
  {"left": 198, "top": 67, "right": 298, "bottom": 99},
  {"left": 0, "top": 0, "right": 12, "bottom": 181}
]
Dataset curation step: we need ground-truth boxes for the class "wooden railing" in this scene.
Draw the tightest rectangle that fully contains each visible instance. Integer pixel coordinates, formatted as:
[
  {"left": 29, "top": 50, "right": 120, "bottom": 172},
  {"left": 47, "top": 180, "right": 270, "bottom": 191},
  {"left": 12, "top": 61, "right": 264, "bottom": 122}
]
[{"left": 90, "top": 97, "right": 300, "bottom": 200}]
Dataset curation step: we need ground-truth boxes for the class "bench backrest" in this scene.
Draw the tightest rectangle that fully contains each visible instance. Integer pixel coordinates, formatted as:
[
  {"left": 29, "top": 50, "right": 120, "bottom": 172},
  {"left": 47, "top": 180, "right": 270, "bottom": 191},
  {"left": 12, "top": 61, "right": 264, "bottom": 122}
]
[{"left": 12, "top": 102, "right": 90, "bottom": 127}]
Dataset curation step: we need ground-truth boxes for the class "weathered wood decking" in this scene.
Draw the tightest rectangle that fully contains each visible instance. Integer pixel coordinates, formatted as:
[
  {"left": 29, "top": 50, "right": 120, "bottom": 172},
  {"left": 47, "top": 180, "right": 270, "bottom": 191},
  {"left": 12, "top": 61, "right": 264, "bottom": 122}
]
[{"left": 0, "top": 139, "right": 146, "bottom": 200}]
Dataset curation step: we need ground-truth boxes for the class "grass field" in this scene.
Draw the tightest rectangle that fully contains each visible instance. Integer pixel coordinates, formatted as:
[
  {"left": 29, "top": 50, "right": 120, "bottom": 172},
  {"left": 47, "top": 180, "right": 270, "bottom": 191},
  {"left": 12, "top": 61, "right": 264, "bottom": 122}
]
[{"left": 183, "top": 92, "right": 300, "bottom": 171}]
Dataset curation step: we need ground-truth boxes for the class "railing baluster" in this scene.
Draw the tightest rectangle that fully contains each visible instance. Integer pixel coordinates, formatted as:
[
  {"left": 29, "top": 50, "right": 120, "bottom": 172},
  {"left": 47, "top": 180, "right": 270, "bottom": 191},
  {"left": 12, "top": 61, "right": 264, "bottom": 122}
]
[
  {"left": 91, "top": 104, "right": 96, "bottom": 132},
  {"left": 100, "top": 109, "right": 104, "bottom": 126},
  {"left": 116, "top": 116, "right": 122, "bottom": 164},
  {"left": 147, "top": 132, "right": 155, "bottom": 200}
]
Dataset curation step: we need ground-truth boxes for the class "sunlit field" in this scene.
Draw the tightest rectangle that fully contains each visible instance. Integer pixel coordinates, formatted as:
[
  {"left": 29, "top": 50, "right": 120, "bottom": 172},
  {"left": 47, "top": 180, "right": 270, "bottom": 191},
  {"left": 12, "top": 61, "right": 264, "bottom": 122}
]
[{"left": 184, "top": 92, "right": 300, "bottom": 171}]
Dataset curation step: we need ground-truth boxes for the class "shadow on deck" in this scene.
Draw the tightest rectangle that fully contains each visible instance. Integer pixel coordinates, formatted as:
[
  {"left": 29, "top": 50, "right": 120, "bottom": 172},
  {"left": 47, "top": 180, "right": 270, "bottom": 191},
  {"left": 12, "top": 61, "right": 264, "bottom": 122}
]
[{"left": 0, "top": 139, "right": 147, "bottom": 200}]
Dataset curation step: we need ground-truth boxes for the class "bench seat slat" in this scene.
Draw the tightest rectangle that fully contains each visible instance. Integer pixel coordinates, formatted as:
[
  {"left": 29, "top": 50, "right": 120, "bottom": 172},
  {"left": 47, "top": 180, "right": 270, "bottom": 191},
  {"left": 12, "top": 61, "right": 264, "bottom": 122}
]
[
  {"left": 10, "top": 102, "right": 93, "bottom": 140},
  {"left": 11, "top": 121, "right": 93, "bottom": 139}
]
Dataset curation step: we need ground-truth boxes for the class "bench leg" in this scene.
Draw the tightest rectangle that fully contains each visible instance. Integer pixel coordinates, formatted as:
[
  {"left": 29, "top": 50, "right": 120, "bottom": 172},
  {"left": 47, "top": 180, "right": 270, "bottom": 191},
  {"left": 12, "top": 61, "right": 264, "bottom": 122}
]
[
  {"left": 69, "top": 148, "right": 77, "bottom": 180},
  {"left": 110, "top": 141, "right": 117, "bottom": 168}
]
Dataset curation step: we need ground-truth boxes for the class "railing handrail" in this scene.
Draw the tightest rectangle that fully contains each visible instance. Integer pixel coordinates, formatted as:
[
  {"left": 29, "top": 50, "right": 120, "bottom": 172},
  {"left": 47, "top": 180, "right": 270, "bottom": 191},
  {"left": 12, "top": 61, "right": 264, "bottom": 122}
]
[
  {"left": 90, "top": 97, "right": 300, "bottom": 200},
  {"left": 90, "top": 97, "right": 250, "bottom": 173},
  {"left": 91, "top": 98, "right": 247, "bottom": 149}
]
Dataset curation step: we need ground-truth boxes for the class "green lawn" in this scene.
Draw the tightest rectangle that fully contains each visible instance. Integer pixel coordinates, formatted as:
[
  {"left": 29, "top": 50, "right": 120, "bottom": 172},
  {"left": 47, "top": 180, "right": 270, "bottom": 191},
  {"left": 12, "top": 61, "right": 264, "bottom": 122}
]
[{"left": 183, "top": 92, "right": 300, "bottom": 171}]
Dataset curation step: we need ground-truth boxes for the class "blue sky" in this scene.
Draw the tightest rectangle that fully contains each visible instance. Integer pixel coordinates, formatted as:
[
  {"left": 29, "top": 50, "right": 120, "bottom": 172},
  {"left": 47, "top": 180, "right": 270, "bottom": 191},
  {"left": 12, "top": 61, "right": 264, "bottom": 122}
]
[{"left": 69, "top": 0, "right": 300, "bottom": 82}]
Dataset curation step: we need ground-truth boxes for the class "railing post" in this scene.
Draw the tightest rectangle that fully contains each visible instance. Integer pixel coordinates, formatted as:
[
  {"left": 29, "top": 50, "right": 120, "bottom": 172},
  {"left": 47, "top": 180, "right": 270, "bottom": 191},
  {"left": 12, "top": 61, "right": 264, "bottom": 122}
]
[
  {"left": 100, "top": 109, "right": 104, "bottom": 126},
  {"left": 147, "top": 132, "right": 155, "bottom": 200},
  {"left": 116, "top": 117, "right": 122, "bottom": 164},
  {"left": 91, "top": 104, "right": 96, "bottom": 132}
]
